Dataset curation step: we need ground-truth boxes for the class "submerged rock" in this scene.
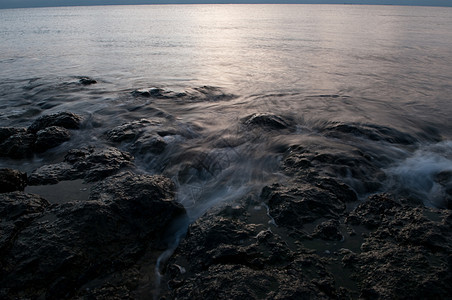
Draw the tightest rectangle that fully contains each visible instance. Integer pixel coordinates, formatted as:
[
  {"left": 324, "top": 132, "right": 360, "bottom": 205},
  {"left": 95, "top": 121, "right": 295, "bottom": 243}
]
[
  {"left": 132, "top": 87, "right": 166, "bottom": 98},
  {"left": 131, "top": 133, "right": 167, "bottom": 155},
  {"left": 435, "top": 171, "right": 452, "bottom": 209},
  {"left": 0, "top": 169, "right": 28, "bottom": 193},
  {"left": 79, "top": 76, "right": 97, "bottom": 85},
  {"left": 28, "top": 146, "right": 133, "bottom": 185},
  {"left": 187, "top": 86, "right": 235, "bottom": 102},
  {"left": 320, "top": 122, "right": 418, "bottom": 145},
  {"left": 132, "top": 86, "right": 235, "bottom": 103},
  {"left": 0, "top": 172, "right": 186, "bottom": 299},
  {"left": 27, "top": 112, "right": 82, "bottom": 133},
  {"left": 104, "top": 118, "right": 171, "bottom": 156},
  {"left": 104, "top": 118, "right": 162, "bottom": 143},
  {"left": 242, "top": 113, "right": 294, "bottom": 131},
  {"left": 283, "top": 143, "right": 386, "bottom": 195}
]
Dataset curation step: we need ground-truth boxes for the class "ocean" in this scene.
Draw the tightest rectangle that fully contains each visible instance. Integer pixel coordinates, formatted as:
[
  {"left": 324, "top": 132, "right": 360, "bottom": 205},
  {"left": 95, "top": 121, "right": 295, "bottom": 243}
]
[{"left": 1, "top": 4, "right": 452, "bottom": 215}]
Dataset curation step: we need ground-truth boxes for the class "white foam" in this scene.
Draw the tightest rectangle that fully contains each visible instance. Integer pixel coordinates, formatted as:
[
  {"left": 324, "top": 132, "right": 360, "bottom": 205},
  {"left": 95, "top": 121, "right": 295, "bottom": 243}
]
[{"left": 385, "top": 141, "right": 452, "bottom": 208}]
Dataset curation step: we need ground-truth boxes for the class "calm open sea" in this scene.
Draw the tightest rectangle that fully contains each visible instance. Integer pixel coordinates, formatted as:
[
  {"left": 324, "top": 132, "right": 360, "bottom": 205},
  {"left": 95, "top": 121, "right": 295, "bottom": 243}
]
[{"left": 1, "top": 4, "right": 451, "bottom": 212}]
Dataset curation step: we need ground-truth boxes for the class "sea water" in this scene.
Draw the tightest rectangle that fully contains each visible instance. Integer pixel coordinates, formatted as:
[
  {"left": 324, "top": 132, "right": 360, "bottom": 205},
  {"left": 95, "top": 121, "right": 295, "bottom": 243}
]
[{"left": 1, "top": 4, "right": 452, "bottom": 215}]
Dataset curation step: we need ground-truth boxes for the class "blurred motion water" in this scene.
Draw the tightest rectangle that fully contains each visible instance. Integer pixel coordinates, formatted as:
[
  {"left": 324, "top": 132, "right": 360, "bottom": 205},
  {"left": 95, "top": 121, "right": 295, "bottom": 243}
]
[{"left": 1, "top": 4, "right": 451, "bottom": 214}]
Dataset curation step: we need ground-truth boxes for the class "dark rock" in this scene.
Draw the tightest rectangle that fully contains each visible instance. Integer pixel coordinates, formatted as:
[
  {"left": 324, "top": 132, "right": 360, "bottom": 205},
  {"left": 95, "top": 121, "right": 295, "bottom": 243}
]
[
  {"left": 0, "top": 169, "right": 28, "bottom": 193},
  {"left": 343, "top": 194, "right": 452, "bottom": 299},
  {"left": 0, "top": 191, "right": 49, "bottom": 222},
  {"left": 312, "top": 219, "right": 343, "bottom": 241},
  {"left": 0, "top": 192, "right": 49, "bottom": 275},
  {"left": 104, "top": 119, "right": 162, "bottom": 143},
  {"left": 163, "top": 203, "right": 339, "bottom": 299},
  {"left": 79, "top": 77, "right": 97, "bottom": 85},
  {"left": 131, "top": 86, "right": 235, "bottom": 103},
  {"left": 435, "top": 170, "right": 452, "bottom": 186},
  {"left": 132, "top": 87, "right": 165, "bottom": 98},
  {"left": 435, "top": 171, "right": 452, "bottom": 208},
  {"left": 0, "top": 127, "right": 27, "bottom": 142},
  {"left": 34, "top": 126, "right": 71, "bottom": 152},
  {"left": 130, "top": 133, "right": 167, "bottom": 155},
  {"left": 27, "top": 162, "right": 72, "bottom": 185},
  {"left": 282, "top": 144, "right": 386, "bottom": 195},
  {"left": 28, "top": 146, "right": 133, "bottom": 185},
  {"left": 345, "top": 194, "right": 401, "bottom": 229},
  {"left": 104, "top": 119, "right": 171, "bottom": 156},
  {"left": 261, "top": 183, "right": 346, "bottom": 226},
  {"left": 320, "top": 122, "right": 417, "bottom": 145},
  {"left": 188, "top": 86, "right": 235, "bottom": 102},
  {"left": 243, "top": 113, "right": 293, "bottom": 130},
  {"left": 0, "top": 172, "right": 186, "bottom": 299},
  {"left": 0, "top": 131, "right": 36, "bottom": 158},
  {"left": 315, "top": 177, "right": 358, "bottom": 203},
  {"left": 28, "top": 112, "right": 82, "bottom": 133}
]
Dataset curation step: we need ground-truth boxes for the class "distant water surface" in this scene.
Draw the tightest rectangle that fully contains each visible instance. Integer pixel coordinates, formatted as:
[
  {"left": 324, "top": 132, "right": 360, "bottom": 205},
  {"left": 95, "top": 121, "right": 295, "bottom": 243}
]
[{"left": 1, "top": 4, "right": 452, "bottom": 211}]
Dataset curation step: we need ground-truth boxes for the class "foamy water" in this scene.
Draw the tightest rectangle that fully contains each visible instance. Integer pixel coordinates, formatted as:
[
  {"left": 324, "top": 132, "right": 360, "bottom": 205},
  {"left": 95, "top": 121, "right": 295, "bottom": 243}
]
[
  {"left": 1, "top": 4, "right": 452, "bottom": 215},
  {"left": 385, "top": 141, "right": 452, "bottom": 207}
]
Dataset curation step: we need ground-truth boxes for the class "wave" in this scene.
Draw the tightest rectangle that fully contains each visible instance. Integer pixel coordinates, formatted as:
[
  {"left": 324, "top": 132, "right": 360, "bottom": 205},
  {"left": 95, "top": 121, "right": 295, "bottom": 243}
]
[{"left": 384, "top": 140, "right": 452, "bottom": 208}]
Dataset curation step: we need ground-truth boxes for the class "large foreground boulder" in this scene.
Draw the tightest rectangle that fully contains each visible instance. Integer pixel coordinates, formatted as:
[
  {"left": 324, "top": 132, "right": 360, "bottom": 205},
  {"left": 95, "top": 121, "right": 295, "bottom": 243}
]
[
  {"left": 0, "top": 172, "right": 186, "bottom": 299},
  {"left": 163, "top": 202, "right": 339, "bottom": 299},
  {"left": 343, "top": 194, "right": 452, "bottom": 299},
  {"left": 162, "top": 191, "right": 451, "bottom": 299}
]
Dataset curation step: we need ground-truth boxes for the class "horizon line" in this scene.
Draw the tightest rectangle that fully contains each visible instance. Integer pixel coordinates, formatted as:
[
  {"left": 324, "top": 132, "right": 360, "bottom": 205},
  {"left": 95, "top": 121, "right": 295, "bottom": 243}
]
[{"left": 1, "top": 1, "right": 452, "bottom": 10}]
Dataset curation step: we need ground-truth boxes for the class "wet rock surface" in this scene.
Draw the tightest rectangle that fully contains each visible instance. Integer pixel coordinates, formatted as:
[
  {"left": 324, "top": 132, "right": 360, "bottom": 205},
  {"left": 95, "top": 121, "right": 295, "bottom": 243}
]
[
  {"left": 163, "top": 202, "right": 340, "bottom": 299},
  {"left": 0, "top": 127, "right": 27, "bottom": 141},
  {"left": 27, "top": 112, "right": 82, "bottom": 133},
  {"left": 104, "top": 118, "right": 170, "bottom": 155},
  {"left": 0, "top": 168, "right": 28, "bottom": 193},
  {"left": 28, "top": 146, "right": 133, "bottom": 185},
  {"left": 0, "top": 172, "right": 186, "bottom": 300},
  {"left": 344, "top": 195, "right": 452, "bottom": 299},
  {"left": 34, "top": 126, "right": 71, "bottom": 153},
  {"left": 0, "top": 131, "right": 36, "bottom": 158},
  {"left": 163, "top": 193, "right": 451, "bottom": 300},
  {"left": 0, "top": 104, "right": 450, "bottom": 299},
  {"left": 132, "top": 86, "right": 235, "bottom": 103},
  {"left": 319, "top": 122, "right": 419, "bottom": 145},
  {"left": 242, "top": 113, "right": 295, "bottom": 131},
  {"left": 0, "top": 112, "right": 82, "bottom": 159},
  {"left": 161, "top": 135, "right": 451, "bottom": 299},
  {"left": 78, "top": 76, "right": 97, "bottom": 85},
  {"left": 282, "top": 142, "right": 387, "bottom": 195},
  {"left": 261, "top": 182, "right": 347, "bottom": 226}
]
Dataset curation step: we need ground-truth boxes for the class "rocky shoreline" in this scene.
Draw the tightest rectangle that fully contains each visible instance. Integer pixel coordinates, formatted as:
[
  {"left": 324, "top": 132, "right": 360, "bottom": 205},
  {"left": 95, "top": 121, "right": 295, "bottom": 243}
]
[
  {"left": 1, "top": 93, "right": 451, "bottom": 299},
  {"left": 160, "top": 125, "right": 451, "bottom": 299}
]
